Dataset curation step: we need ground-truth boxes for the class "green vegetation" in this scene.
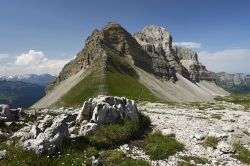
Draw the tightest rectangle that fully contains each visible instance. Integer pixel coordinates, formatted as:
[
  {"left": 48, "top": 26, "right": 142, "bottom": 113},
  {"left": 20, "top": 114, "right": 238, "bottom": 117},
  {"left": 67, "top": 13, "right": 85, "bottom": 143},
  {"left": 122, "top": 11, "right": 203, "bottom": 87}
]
[
  {"left": 202, "top": 136, "right": 219, "bottom": 149},
  {"left": 88, "top": 113, "right": 151, "bottom": 149},
  {"left": 211, "top": 113, "right": 222, "bottom": 120},
  {"left": 88, "top": 117, "right": 139, "bottom": 149},
  {"left": 105, "top": 48, "right": 158, "bottom": 102},
  {"left": 99, "top": 150, "right": 150, "bottom": 166},
  {"left": 233, "top": 143, "right": 250, "bottom": 164},
  {"left": 179, "top": 155, "right": 211, "bottom": 165},
  {"left": 144, "top": 131, "right": 184, "bottom": 160},
  {"left": 55, "top": 46, "right": 159, "bottom": 107},
  {"left": 0, "top": 137, "right": 93, "bottom": 166},
  {"left": 215, "top": 93, "right": 250, "bottom": 111},
  {"left": 55, "top": 69, "right": 104, "bottom": 107},
  {"left": 0, "top": 112, "right": 152, "bottom": 165}
]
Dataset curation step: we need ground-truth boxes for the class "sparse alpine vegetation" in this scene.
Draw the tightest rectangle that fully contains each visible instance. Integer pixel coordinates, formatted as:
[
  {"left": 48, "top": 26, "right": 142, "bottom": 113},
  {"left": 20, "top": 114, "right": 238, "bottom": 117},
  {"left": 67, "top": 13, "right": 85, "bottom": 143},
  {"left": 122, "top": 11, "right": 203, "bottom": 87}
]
[{"left": 144, "top": 131, "right": 184, "bottom": 160}]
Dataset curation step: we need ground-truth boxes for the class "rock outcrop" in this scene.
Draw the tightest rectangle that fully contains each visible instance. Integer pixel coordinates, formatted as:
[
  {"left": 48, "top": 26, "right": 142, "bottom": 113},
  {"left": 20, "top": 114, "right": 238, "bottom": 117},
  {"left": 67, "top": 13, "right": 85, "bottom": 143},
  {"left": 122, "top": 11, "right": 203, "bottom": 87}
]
[
  {"left": 13, "top": 114, "right": 70, "bottom": 155},
  {"left": 134, "top": 26, "right": 189, "bottom": 82},
  {"left": 214, "top": 72, "right": 250, "bottom": 92},
  {"left": 15, "top": 96, "right": 140, "bottom": 154},
  {"left": 134, "top": 26, "right": 213, "bottom": 82},
  {"left": 173, "top": 46, "right": 214, "bottom": 82},
  {"left": 0, "top": 104, "right": 12, "bottom": 121}
]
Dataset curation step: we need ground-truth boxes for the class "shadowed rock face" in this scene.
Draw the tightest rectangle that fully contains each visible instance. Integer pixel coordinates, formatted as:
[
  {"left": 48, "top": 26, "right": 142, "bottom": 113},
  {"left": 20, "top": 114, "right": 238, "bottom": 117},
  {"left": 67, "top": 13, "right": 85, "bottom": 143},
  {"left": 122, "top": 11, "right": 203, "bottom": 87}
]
[
  {"left": 134, "top": 26, "right": 213, "bottom": 82},
  {"left": 173, "top": 46, "right": 214, "bottom": 82},
  {"left": 134, "top": 26, "right": 190, "bottom": 82}
]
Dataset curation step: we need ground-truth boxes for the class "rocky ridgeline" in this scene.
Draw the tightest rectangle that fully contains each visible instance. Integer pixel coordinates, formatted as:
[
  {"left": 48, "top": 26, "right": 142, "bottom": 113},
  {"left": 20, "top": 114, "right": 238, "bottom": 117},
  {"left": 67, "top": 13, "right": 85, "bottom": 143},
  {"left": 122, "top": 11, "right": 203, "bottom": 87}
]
[
  {"left": 47, "top": 22, "right": 214, "bottom": 92},
  {"left": 9, "top": 96, "right": 139, "bottom": 155},
  {"left": 134, "top": 26, "right": 213, "bottom": 82},
  {"left": 47, "top": 22, "right": 153, "bottom": 93},
  {"left": 214, "top": 72, "right": 250, "bottom": 92}
]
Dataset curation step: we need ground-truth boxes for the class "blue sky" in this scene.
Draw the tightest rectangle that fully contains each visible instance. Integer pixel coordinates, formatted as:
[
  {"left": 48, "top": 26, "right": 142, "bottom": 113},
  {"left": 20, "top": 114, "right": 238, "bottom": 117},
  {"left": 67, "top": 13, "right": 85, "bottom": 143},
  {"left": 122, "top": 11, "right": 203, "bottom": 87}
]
[{"left": 0, "top": 0, "right": 250, "bottom": 75}]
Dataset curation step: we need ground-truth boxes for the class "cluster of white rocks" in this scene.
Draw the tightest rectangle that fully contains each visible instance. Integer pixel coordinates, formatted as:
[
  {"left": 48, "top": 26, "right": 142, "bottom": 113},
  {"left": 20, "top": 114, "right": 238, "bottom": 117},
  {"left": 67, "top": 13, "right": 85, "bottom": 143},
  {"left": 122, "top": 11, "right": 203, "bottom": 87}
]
[
  {"left": 118, "top": 102, "right": 250, "bottom": 166},
  {"left": 9, "top": 95, "right": 139, "bottom": 155}
]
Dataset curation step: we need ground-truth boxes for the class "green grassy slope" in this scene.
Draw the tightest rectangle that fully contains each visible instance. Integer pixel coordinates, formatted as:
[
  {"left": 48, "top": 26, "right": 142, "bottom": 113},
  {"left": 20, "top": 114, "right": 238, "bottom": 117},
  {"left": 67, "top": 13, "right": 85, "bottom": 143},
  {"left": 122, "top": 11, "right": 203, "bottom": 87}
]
[{"left": 54, "top": 48, "right": 158, "bottom": 107}]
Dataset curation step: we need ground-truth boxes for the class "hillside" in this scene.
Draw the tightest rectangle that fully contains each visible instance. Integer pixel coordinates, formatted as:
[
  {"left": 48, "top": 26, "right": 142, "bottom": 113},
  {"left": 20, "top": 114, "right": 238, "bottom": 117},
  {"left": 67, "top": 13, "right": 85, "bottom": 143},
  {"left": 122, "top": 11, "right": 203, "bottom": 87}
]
[
  {"left": 0, "top": 80, "right": 45, "bottom": 108},
  {"left": 32, "top": 22, "right": 228, "bottom": 108}
]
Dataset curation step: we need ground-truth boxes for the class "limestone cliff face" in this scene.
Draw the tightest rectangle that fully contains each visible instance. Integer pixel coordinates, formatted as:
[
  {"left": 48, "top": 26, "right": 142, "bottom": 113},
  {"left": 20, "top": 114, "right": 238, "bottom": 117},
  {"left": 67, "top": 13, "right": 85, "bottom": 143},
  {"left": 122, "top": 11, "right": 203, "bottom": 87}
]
[
  {"left": 134, "top": 26, "right": 213, "bottom": 82},
  {"left": 134, "top": 26, "right": 189, "bottom": 81},
  {"left": 173, "top": 46, "right": 213, "bottom": 82}
]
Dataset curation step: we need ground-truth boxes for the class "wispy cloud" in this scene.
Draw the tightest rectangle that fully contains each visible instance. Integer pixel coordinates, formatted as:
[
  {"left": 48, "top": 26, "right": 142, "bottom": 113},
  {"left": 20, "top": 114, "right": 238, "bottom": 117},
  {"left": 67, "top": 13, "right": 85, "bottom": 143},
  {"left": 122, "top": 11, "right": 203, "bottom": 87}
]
[
  {"left": 198, "top": 48, "right": 250, "bottom": 73},
  {"left": 0, "top": 54, "right": 9, "bottom": 60},
  {"left": 173, "top": 42, "right": 201, "bottom": 49},
  {"left": 0, "top": 50, "right": 70, "bottom": 75}
]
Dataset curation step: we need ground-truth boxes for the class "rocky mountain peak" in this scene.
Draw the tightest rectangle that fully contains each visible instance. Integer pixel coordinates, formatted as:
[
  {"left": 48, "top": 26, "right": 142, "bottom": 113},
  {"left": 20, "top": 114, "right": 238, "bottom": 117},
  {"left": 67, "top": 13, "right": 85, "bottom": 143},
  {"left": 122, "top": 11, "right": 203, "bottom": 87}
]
[{"left": 135, "top": 25, "right": 172, "bottom": 52}]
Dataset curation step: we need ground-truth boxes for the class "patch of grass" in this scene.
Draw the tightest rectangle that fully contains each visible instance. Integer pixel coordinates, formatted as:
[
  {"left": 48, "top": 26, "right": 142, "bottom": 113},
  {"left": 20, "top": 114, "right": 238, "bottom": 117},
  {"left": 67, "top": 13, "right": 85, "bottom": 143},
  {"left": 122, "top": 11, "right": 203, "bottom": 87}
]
[
  {"left": 99, "top": 150, "right": 150, "bottom": 166},
  {"left": 180, "top": 155, "right": 211, "bottom": 165},
  {"left": 211, "top": 113, "right": 222, "bottom": 120},
  {"left": 202, "top": 136, "right": 219, "bottom": 149},
  {"left": 55, "top": 69, "right": 104, "bottom": 107},
  {"left": 55, "top": 46, "right": 159, "bottom": 107},
  {"left": 88, "top": 117, "right": 139, "bottom": 149},
  {"left": 233, "top": 143, "right": 250, "bottom": 164},
  {"left": 215, "top": 93, "right": 250, "bottom": 111},
  {"left": 88, "top": 112, "right": 150, "bottom": 149},
  {"left": 144, "top": 131, "right": 184, "bottom": 160},
  {"left": 105, "top": 49, "right": 159, "bottom": 102}
]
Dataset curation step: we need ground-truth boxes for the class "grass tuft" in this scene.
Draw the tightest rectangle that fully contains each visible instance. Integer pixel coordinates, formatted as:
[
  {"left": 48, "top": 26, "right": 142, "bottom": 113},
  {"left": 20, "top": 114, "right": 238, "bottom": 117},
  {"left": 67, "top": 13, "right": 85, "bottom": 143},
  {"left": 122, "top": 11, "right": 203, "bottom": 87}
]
[
  {"left": 202, "top": 136, "right": 219, "bottom": 149},
  {"left": 233, "top": 143, "right": 250, "bottom": 164},
  {"left": 144, "top": 131, "right": 184, "bottom": 160}
]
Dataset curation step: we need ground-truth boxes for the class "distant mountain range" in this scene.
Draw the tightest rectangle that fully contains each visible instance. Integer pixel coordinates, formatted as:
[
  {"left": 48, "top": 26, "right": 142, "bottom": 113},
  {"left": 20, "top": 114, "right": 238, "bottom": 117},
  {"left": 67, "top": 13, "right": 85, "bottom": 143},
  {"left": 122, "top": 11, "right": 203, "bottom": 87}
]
[
  {"left": 0, "top": 74, "right": 55, "bottom": 86},
  {"left": 214, "top": 72, "right": 250, "bottom": 92},
  {"left": 0, "top": 74, "right": 55, "bottom": 108}
]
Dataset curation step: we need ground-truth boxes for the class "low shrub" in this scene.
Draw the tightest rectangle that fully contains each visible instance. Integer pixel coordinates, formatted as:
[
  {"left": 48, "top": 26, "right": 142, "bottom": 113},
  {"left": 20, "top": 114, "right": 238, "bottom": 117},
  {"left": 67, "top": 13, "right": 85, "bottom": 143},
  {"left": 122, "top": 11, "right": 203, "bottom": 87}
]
[
  {"left": 234, "top": 143, "right": 250, "bottom": 164},
  {"left": 88, "top": 117, "right": 139, "bottom": 149},
  {"left": 202, "top": 136, "right": 219, "bottom": 149},
  {"left": 144, "top": 131, "right": 184, "bottom": 160},
  {"left": 88, "top": 112, "right": 151, "bottom": 149}
]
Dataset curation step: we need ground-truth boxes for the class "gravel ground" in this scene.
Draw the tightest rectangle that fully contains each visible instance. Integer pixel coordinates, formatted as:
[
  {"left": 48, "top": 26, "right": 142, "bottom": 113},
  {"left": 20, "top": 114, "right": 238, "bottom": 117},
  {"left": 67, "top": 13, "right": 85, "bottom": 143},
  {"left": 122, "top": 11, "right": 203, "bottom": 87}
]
[{"left": 120, "top": 102, "right": 250, "bottom": 166}]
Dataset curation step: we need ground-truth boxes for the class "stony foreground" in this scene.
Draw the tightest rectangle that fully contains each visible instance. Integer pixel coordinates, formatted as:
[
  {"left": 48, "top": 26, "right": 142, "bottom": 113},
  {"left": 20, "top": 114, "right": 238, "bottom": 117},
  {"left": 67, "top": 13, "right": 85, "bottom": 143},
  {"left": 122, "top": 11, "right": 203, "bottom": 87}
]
[{"left": 119, "top": 102, "right": 250, "bottom": 166}]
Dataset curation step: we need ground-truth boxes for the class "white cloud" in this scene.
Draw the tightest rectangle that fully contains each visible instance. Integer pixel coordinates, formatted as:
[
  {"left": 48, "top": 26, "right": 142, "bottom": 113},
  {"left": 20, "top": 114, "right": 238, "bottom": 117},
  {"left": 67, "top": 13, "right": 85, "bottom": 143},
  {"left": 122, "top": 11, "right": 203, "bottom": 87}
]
[
  {"left": 15, "top": 50, "right": 48, "bottom": 66},
  {"left": 198, "top": 49, "right": 250, "bottom": 73},
  {"left": 0, "top": 50, "right": 70, "bottom": 75},
  {"left": 173, "top": 42, "right": 201, "bottom": 49},
  {"left": 0, "top": 54, "right": 9, "bottom": 60}
]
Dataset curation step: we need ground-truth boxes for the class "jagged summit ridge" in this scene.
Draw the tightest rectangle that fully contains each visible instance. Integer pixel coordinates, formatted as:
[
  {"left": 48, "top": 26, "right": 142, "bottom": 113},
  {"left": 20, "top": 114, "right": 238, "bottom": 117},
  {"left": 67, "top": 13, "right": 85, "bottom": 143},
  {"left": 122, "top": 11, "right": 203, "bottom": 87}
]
[
  {"left": 134, "top": 25, "right": 213, "bottom": 82},
  {"left": 32, "top": 22, "right": 228, "bottom": 108},
  {"left": 47, "top": 22, "right": 153, "bottom": 92}
]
